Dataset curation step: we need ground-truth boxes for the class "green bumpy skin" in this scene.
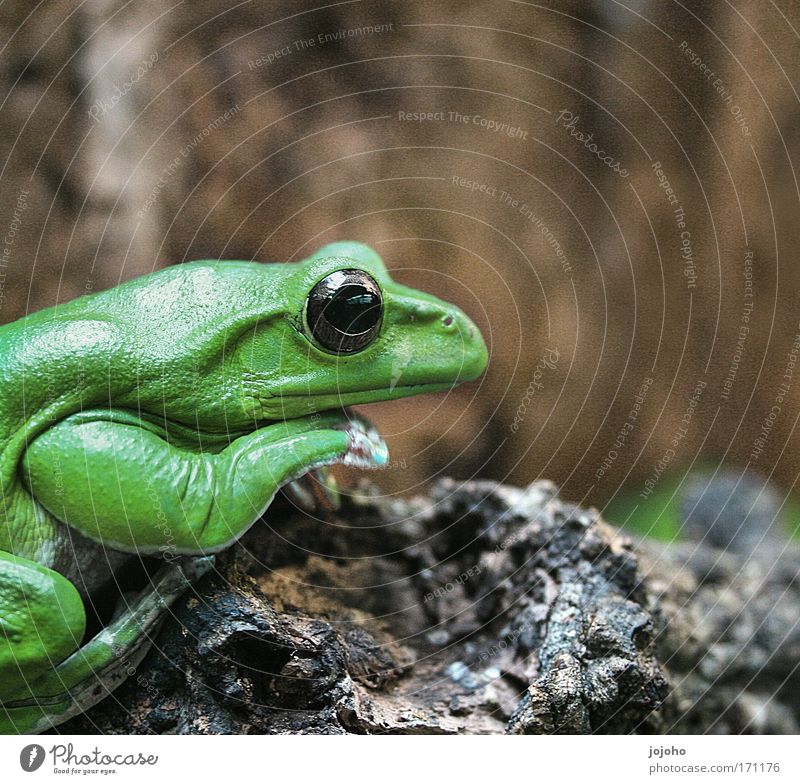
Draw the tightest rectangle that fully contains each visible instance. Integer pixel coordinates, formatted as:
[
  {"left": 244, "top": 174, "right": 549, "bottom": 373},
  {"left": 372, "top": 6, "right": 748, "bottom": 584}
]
[{"left": 0, "top": 241, "right": 488, "bottom": 733}]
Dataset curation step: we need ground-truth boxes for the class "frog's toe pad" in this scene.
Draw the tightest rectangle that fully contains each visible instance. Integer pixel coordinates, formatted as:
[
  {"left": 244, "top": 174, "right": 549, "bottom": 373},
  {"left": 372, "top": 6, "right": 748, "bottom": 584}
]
[{"left": 338, "top": 413, "right": 389, "bottom": 469}]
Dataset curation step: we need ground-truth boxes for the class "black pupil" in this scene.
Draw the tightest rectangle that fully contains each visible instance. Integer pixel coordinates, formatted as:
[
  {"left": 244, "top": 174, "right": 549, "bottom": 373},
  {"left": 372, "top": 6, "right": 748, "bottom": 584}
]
[
  {"left": 306, "top": 269, "right": 383, "bottom": 353},
  {"left": 325, "top": 284, "right": 381, "bottom": 334}
]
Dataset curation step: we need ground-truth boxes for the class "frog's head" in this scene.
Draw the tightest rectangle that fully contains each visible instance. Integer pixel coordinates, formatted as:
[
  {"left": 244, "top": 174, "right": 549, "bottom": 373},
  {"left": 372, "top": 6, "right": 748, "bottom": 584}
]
[{"left": 236, "top": 241, "right": 488, "bottom": 422}]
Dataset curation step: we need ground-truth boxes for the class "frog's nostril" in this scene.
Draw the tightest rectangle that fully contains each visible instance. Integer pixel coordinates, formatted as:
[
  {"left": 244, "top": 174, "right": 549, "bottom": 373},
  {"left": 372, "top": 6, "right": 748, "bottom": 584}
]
[{"left": 442, "top": 314, "right": 454, "bottom": 328}]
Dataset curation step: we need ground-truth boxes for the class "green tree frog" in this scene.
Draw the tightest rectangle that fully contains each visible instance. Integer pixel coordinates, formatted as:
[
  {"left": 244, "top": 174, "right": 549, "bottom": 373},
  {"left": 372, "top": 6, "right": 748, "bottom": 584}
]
[{"left": 0, "top": 241, "right": 488, "bottom": 733}]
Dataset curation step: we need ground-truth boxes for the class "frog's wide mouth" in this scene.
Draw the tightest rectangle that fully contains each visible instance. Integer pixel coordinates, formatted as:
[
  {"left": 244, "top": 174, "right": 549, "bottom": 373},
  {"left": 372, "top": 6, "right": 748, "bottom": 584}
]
[{"left": 271, "top": 381, "right": 455, "bottom": 413}]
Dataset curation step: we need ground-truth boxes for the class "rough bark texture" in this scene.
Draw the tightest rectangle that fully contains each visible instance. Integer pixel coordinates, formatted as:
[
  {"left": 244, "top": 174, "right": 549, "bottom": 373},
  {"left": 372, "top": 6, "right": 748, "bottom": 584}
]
[{"left": 60, "top": 478, "right": 800, "bottom": 735}]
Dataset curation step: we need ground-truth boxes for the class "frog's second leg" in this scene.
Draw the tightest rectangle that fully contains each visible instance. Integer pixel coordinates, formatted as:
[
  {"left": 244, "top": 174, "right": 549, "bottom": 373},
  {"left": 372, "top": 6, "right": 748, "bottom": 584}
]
[
  {"left": 0, "top": 555, "right": 212, "bottom": 733},
  {"left": 0, "top": 551, "right": 86, "bottom": 710},
  {"left": 20, "top": 410, "right": 387, "bottom": 555}
]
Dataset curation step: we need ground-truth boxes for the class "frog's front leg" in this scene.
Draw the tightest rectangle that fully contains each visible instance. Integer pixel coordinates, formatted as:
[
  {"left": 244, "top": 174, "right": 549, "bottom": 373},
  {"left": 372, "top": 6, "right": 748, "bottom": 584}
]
[
  {"left": 0, "top": 555, "right": 211, "bottom": 733},
  {"left": 20, "top": 409, "right": 386, "bottom": 554}
]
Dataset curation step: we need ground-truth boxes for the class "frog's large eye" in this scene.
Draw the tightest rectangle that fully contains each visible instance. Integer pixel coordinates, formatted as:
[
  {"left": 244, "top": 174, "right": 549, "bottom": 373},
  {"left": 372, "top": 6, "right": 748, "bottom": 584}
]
[{"left": 305, "top": 269, "right": 383, "bottom": 354}]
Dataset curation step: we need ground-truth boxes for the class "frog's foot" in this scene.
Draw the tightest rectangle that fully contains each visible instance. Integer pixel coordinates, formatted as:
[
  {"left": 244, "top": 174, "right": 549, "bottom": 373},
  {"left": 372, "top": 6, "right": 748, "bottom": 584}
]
[
  {"left": 1, "top": 550, "right": 87, "bottom": 733},
  {"left": 281, "top": 411, "right": 388, "bottom": 513},
  {"left": 282, "top": 467, "right": 341, "bottom": 513},
  {"left": 1, "top": 556, "right": 213, "bottom": 734},
  {"left": 334, "top": 410, "right": 389, "bottom": 469}
]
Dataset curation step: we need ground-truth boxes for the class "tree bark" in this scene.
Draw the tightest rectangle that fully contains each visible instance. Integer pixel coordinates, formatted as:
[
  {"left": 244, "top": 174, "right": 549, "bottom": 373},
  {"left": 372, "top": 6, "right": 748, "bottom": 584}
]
[{"left": 60, "top": 478, "right": 800, "bottom": 734}]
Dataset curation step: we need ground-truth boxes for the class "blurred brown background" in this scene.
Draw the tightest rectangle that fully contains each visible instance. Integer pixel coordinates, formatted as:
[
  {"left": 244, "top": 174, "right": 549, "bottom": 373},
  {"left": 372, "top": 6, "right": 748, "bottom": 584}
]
[{"left": 2, "top": 0, "right": 799, "bottom": 514}]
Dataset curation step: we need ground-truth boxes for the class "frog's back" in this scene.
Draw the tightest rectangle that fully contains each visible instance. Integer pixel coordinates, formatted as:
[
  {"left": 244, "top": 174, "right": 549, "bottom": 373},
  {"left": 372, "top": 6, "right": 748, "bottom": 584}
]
[
  {"left": 0, "top": 261, "right": 287, "bottom": 487},
  {"left": 0, "top": 260, "right": 289, "bottom": 415},
  {"left": 1, "top": 260, "right": 285, "bottom": 333}
]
